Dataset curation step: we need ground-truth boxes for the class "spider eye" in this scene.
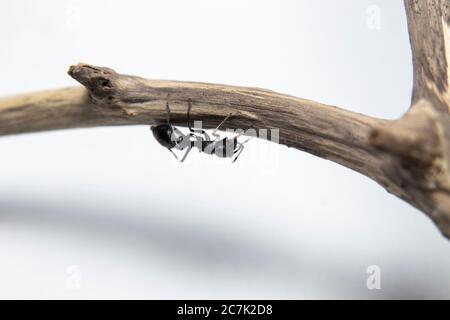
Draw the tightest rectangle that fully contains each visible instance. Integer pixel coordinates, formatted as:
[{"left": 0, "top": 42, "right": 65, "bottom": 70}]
[{"left": 178, "top": 136, "right": 184, "bottom": 142}]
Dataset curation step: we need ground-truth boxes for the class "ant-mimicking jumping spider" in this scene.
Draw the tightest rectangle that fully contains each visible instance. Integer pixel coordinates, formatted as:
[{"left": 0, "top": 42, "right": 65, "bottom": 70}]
[{"left": 151, "top": 99, "right": 251, "bottom": 163}]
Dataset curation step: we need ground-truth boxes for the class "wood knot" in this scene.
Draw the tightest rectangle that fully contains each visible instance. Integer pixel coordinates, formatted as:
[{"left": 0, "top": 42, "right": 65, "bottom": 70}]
[
  {"left": 68, "top": 63, "right": 118, "bottom": 103},
  {"left": 370, "top": 100, "right": 444, "bottom": 191}
]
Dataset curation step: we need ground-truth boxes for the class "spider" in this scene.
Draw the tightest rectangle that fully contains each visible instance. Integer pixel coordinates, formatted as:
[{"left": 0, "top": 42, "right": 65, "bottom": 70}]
[{"left": 150, "top": 100, "right": 251, "bottom": 163}]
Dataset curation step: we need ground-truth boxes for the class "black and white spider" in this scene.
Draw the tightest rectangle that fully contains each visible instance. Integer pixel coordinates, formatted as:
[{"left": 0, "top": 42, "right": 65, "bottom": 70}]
[{"left": 150, "top": 100, "right": 251, "bottom": 163}]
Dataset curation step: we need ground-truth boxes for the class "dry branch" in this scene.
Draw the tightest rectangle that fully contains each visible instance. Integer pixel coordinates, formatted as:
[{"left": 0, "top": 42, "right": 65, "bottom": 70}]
[{"left": 0, "top": 0, "right": 449, "bottom": 238}]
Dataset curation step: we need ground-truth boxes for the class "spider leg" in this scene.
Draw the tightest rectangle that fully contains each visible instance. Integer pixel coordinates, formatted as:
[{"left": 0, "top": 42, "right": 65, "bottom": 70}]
[
  {"left": 231, "top": 132, "right": 253, "bottom": 144},
  {"left": 187, "top": 99, "right": 210, "bottom": 140},
  {"left": 187, "top": 99, "right": 193, "bottom": 132},
  {"left": 168, "top": 148, "right": 179, "bottom": 161},
  {"left": 201, "top": 130, "right": 211, "bottom": 141},
  {"left": 241, "top": 137, "right": 253, "bottom": 144},
  {"left": 232, "top": 143, "right": 245, "bottom": 163},
  {"left": 165, "top": 101, "right": 171, "bottom": 124},
  {"left": 180, "top": 145, "right": 193, "bottom": 162},
  {"left": 212, "top": 113, "right": 232, "bottom": 140},
  {"left": 231, "top": 136, "right": 252, "bottom": 163}
]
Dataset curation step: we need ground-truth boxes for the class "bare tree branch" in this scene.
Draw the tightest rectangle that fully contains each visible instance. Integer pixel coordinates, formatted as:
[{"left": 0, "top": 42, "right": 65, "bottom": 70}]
[
  {"left": 404, "top": 0, "right": 450, "bottom": 109},
  {"left": 369, "top": 0, "right": 450, "bottom": 237},
  {"left": 0, "top": 0, "right": 449, "bottom": 238},
  {"left": 0, "top": 64, "right": 387, "bottom": 180}
]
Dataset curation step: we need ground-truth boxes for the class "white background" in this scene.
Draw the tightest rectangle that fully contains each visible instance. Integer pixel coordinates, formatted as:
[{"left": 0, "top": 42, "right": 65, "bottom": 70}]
[{"left": 0, "top": 0, "right": 449, "bottom": 299}]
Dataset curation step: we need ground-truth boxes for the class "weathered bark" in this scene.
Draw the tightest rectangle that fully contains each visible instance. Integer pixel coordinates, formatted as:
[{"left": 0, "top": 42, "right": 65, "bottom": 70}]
[
  {"left": 0, "top": 0, "right": 449, "bottom": 238},
  {"left": 369, "top": 0, "right": 450, "bottom": 237}
]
